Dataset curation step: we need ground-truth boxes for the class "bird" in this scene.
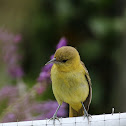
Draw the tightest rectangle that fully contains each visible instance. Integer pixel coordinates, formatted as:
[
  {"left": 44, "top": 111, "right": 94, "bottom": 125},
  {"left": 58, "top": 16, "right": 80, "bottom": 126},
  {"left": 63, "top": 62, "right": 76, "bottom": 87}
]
[{"left": 46, "top": 46, "right": 92, "bottom": 124}]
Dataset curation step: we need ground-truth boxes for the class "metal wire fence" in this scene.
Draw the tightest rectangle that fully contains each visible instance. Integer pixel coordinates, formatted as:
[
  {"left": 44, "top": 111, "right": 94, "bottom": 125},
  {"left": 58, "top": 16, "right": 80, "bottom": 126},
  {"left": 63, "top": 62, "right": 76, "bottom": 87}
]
[{"left": 0, "top": 112, "right": 126, "bottom": 126}]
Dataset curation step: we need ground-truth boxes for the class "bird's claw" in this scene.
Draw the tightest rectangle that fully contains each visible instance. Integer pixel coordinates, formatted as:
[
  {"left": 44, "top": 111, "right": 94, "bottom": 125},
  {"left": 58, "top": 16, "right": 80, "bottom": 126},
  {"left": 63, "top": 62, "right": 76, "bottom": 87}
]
[
  {"left": 49, "top": 115, "right": 60, "bottom": 125},
  {"left": 84, "top": 113, "right": 91, "bottom": 118},
  {"left": 83, "top": 113, "right": 92, "bottom": 124}
]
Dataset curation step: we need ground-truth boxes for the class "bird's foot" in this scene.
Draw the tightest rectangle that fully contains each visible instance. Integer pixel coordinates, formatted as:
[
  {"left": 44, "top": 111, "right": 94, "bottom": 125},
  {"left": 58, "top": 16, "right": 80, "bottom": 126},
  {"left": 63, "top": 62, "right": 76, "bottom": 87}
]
[
  {"left": 83, "top": 113, "right": 92, "bottom": 123},
  {"left": 84, "top": 113, "right": 92, "bottom": 119},
  {"left": 49, "top": 115, "right": 60, "bottom": 125}
]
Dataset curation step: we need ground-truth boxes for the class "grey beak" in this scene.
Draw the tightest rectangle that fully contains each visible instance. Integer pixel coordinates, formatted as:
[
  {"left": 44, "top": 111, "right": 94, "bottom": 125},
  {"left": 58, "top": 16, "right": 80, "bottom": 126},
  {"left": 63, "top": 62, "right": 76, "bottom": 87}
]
[{"left": 45, "top": 58, "right": 56, "bottom": 65}]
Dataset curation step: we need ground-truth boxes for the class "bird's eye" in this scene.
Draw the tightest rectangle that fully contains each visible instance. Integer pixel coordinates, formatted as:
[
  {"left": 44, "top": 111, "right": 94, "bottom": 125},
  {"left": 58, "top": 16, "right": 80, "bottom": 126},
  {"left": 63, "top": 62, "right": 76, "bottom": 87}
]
[{"left": 62, "top": 60, "right": 68, "bottom": 63}]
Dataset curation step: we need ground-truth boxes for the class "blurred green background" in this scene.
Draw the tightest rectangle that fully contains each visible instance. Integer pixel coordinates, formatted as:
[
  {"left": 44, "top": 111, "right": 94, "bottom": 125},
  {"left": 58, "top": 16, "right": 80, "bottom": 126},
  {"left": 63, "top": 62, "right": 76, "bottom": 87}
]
[{"left": 0, "top": 0, "right": 126, "bottom": 121}]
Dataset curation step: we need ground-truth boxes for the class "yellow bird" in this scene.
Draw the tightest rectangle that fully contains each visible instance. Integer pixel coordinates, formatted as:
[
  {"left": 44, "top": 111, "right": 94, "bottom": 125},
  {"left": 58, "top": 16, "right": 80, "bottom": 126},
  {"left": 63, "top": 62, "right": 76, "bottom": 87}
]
[{"left": 46, "top": 46, "right": 92, "bottom": 124}]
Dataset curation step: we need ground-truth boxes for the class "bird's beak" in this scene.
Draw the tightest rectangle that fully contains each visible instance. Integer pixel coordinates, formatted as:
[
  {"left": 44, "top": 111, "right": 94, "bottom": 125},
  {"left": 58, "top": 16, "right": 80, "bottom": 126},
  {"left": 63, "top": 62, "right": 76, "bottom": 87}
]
[{"left": 45, "top": 58, "right": 57, "bottom": 65}]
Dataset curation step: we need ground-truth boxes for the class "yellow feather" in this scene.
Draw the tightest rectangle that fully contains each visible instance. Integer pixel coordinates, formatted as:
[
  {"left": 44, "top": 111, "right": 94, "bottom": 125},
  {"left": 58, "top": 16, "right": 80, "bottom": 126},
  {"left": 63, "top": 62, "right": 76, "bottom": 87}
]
[{"left": 50, "top": 46, "right": 90, "bottom": 111}]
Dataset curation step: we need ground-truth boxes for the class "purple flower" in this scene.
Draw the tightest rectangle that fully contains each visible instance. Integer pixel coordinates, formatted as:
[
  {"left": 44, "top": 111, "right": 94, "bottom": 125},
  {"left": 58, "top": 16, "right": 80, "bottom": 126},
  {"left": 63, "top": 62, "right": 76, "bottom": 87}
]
[
  {"left": 37, "top": 72, "right": 50, "bottom": 82},
  {"left": 0, "top": 28, "right": 24, "bottom": 79},
  {"left": 0, "top": 88, "right": 67, "bottom": 122},
  {"left": 8, "top": 66, "right": 24, "bottom": 78},
  {"left": 56, "top": 37, "right": 67, "bottom": 49},
  {"left": 14, "top": 34, "right": 22, "bottom": 43},
  {"left": 37, "top": 37, "right": 67, "bottom": 83},
  {"left": 42, "top": 64, "right": 53, "bottom": 72},
  {"left": 0, "top": 85, "right": 18, "bottom": 115},
  {"left": 50, "top": 54, "right": 54, "bottom": 59},
  {"left": 2, "top": 113, "right": 16, "bottom": 122},
  {"left": 0, "top": 86, "right": 18, "bottom": 101},
  {"left": 0, "top": 29, "right": 21, "bottom": 43},
  {"left": 32, "top": 101, "right": 67, "bottom": 119}
]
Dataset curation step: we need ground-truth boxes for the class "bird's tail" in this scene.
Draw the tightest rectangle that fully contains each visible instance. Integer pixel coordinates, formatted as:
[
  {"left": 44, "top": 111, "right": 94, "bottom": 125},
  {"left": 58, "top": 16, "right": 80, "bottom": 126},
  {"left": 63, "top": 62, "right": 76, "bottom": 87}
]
[{"left": 69, "top": 105, "right": 84, "bottom": 117}]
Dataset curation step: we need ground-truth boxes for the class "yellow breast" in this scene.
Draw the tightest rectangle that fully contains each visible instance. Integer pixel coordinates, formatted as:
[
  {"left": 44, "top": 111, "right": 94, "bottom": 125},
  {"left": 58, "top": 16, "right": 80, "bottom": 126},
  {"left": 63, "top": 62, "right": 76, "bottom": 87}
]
[{"left": 51, "top": 64, "right": 89, "bottom": 111}]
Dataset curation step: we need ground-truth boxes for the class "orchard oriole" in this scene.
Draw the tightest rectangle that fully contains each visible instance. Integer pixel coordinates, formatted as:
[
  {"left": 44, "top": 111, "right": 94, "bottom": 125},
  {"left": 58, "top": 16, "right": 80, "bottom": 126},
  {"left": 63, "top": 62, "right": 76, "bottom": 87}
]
[{"left": 46, "top": 46, "right": 92, "bottom": 124}]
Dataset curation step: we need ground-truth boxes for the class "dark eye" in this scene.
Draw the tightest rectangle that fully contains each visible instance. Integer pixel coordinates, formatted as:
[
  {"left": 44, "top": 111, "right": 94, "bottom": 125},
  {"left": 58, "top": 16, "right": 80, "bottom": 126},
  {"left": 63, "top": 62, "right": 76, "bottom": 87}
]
[{"left": 62, "top": 60, "right": 68, "bottom": 63}]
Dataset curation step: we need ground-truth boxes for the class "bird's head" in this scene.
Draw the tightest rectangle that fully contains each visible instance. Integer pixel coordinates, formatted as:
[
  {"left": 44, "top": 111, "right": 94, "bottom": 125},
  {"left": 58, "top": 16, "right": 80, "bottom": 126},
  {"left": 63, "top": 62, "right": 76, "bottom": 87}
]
[{"left": 46, "top": 46, "right": 81, "bottom": 71}]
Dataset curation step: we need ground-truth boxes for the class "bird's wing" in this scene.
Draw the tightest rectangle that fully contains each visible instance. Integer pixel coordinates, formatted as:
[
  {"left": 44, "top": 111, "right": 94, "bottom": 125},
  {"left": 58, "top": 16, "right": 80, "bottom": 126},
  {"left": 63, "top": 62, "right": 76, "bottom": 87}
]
[{"left": 81, "top": 61, "right": 92, "bottom": 111}]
